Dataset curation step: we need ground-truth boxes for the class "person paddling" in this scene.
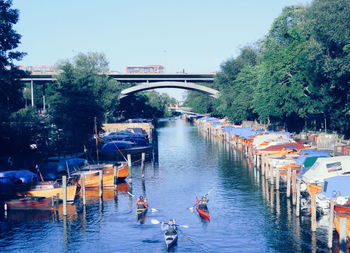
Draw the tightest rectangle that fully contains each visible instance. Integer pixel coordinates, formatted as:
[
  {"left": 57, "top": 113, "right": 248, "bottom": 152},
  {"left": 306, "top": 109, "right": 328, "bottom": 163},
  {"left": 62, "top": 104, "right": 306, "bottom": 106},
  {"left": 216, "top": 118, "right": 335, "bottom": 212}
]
[
  {"left": 198, "top": 196, "right": 208, "bottom": 210},
  {"left": 136, "top": 196, "right": 147, "bottom": 208},
  {"left": 161, "top": 219, "right": 177, "bottom": 235}
]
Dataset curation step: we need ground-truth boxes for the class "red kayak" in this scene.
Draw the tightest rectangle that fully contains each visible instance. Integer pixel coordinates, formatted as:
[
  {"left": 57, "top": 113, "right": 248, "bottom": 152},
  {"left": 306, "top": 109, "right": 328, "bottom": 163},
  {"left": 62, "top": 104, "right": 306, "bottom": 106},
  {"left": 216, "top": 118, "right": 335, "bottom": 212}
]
[{"left": 195, "top": 197, "right": 210, "bottom": 220}]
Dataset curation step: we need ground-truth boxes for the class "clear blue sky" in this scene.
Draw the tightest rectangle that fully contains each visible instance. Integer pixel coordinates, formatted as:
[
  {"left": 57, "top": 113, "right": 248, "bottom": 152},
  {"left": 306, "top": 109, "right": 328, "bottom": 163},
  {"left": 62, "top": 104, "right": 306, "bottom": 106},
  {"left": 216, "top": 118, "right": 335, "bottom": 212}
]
[{"left": 12, "top": 0, "right": 311, "bottom": 100}]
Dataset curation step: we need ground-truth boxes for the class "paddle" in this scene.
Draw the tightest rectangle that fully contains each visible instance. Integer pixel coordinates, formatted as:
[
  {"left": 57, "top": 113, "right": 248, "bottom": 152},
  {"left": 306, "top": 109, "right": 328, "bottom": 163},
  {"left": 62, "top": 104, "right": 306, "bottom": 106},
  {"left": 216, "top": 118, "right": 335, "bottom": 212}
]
[
  {"left": 150, "top": 219, "right": 189, "bottom": 228},
  {"left": 129, "top": 192, "right": 158, "bottom": 212},
  {"left": 188, "top": 187, "right": 214, "bottom": 211}
]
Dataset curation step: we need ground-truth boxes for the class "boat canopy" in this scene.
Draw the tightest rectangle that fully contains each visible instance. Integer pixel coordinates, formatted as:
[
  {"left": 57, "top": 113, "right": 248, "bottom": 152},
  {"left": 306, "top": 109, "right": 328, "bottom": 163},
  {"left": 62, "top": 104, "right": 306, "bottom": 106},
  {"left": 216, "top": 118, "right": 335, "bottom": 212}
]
[
  {"left": 322, "top": 175, "right": 350, "bottom": 198},
  {"left": 259, "top": 143, "right": 304, "bottom": 152},
  {"left": 299, "top": 156, "right": 350, "bottom": 184},
  {"left": 253, "top": 133, "right": 293, "bottom": 147},
  {"left": 223, "top": 126, "right": 257, "bottom": 138},
  {"left": 295, "top": 149, "right": 331, "bottom": 165},
  {"left": 101, "top": 141, "right": 134, "bottom": 153}
]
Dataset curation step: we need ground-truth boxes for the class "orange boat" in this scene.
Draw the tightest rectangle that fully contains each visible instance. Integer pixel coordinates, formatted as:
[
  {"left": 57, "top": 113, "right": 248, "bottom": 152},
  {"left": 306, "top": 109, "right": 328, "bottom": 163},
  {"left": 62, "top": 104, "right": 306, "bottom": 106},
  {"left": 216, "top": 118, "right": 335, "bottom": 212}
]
[
  {"left": 26, "top": 181, "right": 78, "bottom": 202},
  {"left": 76, "top": 163, "right": 129, "bottom": 188},
  {"left": 333, "top": 212, "right": 350, "bottom": 238}
]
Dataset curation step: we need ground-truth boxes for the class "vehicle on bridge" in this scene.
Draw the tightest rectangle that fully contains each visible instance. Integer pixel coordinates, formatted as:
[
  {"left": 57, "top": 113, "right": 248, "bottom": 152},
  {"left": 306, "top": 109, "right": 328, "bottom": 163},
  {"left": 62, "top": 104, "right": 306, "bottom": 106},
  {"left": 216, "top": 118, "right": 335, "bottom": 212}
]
[{"left": 126, "top": 65, "right": 164, "bottom": 74}]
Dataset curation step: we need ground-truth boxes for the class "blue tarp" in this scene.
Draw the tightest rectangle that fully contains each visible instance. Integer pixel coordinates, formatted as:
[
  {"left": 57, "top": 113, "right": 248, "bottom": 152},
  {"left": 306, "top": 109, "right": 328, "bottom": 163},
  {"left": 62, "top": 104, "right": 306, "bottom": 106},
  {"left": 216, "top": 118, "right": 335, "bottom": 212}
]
[
  {"left": 223, "top": 126, "right": 257, "bottom": 138},
  {"left": 39, "top": 158, "right": 87, "bottom": 180},
  {"left": 199, "top": 117, "right": 220, "bottom": 123},
  {"left": 101, "top": 141, "right": 134, "bottom": 153},
  {"left": 295, "top": 149, "right": 331, "bottom": 165},
  {"left": 322, "top": 175, "right": 350, "bottom": 198}
]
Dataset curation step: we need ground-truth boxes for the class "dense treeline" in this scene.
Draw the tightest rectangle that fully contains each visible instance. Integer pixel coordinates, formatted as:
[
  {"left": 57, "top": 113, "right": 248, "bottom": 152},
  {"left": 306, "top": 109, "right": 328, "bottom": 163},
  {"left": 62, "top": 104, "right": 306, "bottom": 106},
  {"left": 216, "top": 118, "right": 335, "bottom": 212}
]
[
  {"left": 185, "top": 0, "right": 350, "bottom": 135},
  {"left": 0, "top": 0, "right": 176, "bottom": 158}
]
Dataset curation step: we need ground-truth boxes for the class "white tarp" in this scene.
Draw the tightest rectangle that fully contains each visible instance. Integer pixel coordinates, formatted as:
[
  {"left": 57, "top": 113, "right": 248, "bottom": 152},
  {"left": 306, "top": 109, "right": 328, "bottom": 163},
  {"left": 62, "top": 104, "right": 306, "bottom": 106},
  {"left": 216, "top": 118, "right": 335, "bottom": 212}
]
[
  {"left": 299, "top": 156, "right": 350, "bottom": 184},
  {"left": 253, "top": 134, "right": 294, "bottom": 148}
]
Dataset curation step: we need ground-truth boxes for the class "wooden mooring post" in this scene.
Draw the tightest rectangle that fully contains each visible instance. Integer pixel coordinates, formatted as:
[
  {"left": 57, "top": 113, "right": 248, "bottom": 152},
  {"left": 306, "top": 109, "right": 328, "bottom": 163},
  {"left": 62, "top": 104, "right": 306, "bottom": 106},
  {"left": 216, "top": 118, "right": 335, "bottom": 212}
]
[
  {"left": 292, "top": 169, "right": 297, "bottom": 205},
  {"left": 340, "top": 217, "right": 347, "bottom": 252},
  {"left": 82, "top": 173, "right": 86, "bottom": 205},
  {"left": 286, "top": 167, "right": 291, "bottom": 198},
  {"left": 127, "top": 154, "right": 132, "bottom": 181},
  {"left": 141, "top": 152, "right": 145, "bottom": 178},
  {"left": 276, "top": 170, "right": 280, "bottom": 190},
  {"left": 62, "top": 175, "right": 67, "bottom": 216},
  {"left": 327, "top": 199, "right": 335, "bottom": 248},
  {"left": 113, "top": 166, "right": 118, "bottom": 190},
  {"left": 311, "top": 193, "right": 317, "bottom": 232},
  {"left": 99, "top": 170, "right": 103, "bottom": 198},
  {"left": 296, "top": 180, "right": 301, "bottom": 217}
]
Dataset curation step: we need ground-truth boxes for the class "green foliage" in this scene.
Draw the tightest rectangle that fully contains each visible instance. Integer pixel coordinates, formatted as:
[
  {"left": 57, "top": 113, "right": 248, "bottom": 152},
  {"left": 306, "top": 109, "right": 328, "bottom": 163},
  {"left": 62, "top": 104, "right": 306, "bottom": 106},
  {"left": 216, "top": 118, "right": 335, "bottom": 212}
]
[
  {"left": 0, "top": 0, "right": 26, "bottom": 119},
  {"left": 119, "top": 90, "right": 177, "bottom": 119},
  {"left": 184, "top": 90, "right": 214, "bottom": 114},
  {"left": 47, "top": 52, "right": 121, "bottom": 151}
]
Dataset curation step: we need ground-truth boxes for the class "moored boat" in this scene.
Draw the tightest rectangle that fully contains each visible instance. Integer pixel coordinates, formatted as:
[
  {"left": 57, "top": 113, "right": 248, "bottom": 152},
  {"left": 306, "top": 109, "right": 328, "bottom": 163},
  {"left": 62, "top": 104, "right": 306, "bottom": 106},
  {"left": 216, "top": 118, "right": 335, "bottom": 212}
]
[
  {"left": 195, "top": 197, "right": 210, "bottom": 220},
  {"left": 5, "top": 196, "right": 54, "bottom": 210},
  {"left": 26, "top": 181, "right": 77, "bottom": 202},
  {"left": 74, "top": 163, "right": 129, "bottom": 188}
]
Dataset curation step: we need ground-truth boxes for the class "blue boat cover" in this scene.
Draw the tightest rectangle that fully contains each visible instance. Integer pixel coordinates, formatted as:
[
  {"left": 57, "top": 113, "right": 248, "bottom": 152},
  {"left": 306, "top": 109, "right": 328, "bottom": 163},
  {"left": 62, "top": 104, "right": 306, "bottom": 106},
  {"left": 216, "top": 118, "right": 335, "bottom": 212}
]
[
  {"left": 322, "top": 175, "right": 350, "bottom": 198},
  {"left": 295, "top": 149, "right": 331, "bottom": 165},
  {"left": 101, "top": 141, "right": 134, "bottom": 153},
  {"left": 223, "top": 126, "right": 257, "bottom": 138}
]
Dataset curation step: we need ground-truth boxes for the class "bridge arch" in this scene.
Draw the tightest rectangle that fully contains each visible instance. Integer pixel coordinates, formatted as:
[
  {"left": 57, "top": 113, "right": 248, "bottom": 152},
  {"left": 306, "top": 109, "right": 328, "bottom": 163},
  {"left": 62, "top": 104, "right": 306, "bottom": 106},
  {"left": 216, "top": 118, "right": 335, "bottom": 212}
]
[{"left": 119, "top": 81, "right": 219, "bottom": 99}]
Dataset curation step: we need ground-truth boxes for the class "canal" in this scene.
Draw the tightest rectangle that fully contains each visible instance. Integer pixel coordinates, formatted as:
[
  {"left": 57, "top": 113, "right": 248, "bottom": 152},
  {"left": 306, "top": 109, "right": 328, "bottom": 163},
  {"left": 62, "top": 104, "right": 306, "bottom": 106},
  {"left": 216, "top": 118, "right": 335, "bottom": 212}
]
[{"left": 0, "top": 119, "right": 331, "bottom": 252}]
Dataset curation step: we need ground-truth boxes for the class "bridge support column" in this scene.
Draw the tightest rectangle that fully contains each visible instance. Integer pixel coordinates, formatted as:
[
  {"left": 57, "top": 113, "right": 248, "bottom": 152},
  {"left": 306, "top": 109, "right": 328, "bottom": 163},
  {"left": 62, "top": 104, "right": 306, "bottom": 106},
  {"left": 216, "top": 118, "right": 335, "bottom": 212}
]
[{"left": 31, "top": 79, "right": 34, "bottom": 107}]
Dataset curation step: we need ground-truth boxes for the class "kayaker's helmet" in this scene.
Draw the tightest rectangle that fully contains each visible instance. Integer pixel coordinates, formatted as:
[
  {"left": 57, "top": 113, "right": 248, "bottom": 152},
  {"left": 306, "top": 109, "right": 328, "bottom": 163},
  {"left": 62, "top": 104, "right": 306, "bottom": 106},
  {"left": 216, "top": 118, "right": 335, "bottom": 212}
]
[
  {"left": 168, "top": 219, "right": 175, "bottom": 224},
  {"left": 139, "top": 196, "right": 144, "bottom": 200}
]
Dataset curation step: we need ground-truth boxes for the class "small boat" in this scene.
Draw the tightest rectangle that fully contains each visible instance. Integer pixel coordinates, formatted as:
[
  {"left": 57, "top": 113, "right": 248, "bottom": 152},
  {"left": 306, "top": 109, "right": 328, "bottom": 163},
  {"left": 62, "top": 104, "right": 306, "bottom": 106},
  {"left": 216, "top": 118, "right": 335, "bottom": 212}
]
[
  {"left": 164, "top": 224, "right": 178, "bottom": 250},
  {"left": 74, "top": 163, "right": 129, "bottom": 188},
  {"left": 5, "top": 196, "right": 54, "bottom": 210},
  {"left": 136, "top": 205, "right": 148, "bottom": 221},
  {"left": 26, "top": 181, "right": 77, "bottom": 202},
  {"left": 196, "top": 197, "right": 210, "bottom": 220},
  {"left": 334, "top": 204, "right": 350, "bottom": 212}
]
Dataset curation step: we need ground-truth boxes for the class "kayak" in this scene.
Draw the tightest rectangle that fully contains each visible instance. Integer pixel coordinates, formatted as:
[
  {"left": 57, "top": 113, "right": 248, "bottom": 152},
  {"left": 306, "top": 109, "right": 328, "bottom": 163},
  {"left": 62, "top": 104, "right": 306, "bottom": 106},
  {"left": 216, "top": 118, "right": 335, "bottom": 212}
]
[
  {"left": 196, "top": 197, "right": 210, "bottom": 220},
  {"left": 164, "top": 225, "right": 178, "bottom": 250},
  {"left": 136, "top": 205, "right": 148, "bottom": 220}
]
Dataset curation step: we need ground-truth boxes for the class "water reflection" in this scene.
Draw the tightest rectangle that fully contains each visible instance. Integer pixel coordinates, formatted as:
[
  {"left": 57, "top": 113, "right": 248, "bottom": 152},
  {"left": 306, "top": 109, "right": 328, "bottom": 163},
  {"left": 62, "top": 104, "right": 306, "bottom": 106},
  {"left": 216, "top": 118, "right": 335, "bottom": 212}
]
[{"left": 0, "top": 119, "right": 336, "bottom": 252}]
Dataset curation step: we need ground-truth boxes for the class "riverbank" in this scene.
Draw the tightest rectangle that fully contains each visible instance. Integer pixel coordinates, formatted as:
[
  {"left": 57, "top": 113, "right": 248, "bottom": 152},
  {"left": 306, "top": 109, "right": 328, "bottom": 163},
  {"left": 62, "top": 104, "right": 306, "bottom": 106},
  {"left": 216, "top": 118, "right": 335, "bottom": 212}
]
[{"left": 192, "top": 116, "right": 350, "bottom": 252}]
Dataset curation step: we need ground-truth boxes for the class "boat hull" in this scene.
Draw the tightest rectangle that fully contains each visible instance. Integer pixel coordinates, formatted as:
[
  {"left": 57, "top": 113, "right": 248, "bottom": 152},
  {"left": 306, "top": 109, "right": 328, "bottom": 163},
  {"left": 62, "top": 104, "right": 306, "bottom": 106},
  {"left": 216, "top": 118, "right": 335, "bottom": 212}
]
[
  {"left": 164, "top": 231, "right": 178, "bottom": 250},
  {"left": 334, "top": 204, "right": 350, "bottom": 212},
  {"left": 196, "top": 198, "right": 210, "bottom": 220},
  {"left": 5, "top": 197, "right": 54, "bottom": 210},
  {"left": 27, "top": 183, "right": 77, "bottom": 202},
  {"left": 77, "top": 164, "right": 129, "bottom": 188}
]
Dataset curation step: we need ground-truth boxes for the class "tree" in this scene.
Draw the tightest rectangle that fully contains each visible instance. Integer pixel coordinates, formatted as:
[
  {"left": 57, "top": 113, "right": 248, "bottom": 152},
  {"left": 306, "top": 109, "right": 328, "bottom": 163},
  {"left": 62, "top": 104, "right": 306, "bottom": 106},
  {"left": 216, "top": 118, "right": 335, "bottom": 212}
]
[
  {"left": 0, "top": 0, "right": 26, "bottom": 120},
  {"left": 253, "top": 5, "right": 316, "bottom": 131},
  {"left": 47, "top": 52, "right": 120, "bottom": 152},
  {"left": 305, "top": 0, "right": 350, "bottom": 134},
  {"left": 214, "top": 46, "right": 259, "bottom": 121}
]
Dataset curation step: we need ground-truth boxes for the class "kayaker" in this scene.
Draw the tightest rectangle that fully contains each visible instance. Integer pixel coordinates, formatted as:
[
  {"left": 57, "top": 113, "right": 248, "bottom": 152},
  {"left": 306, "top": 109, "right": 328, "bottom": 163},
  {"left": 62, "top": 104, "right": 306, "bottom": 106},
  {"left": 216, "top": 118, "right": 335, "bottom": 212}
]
[
  {"left": 136, "top": 196, "right": 147, "bottom": 208},
  {"left": 161, "top": 219, "right": 177, "bottom": 234},
  {"left": 198, "top": 196, "right": 208, "bottom": 210}
]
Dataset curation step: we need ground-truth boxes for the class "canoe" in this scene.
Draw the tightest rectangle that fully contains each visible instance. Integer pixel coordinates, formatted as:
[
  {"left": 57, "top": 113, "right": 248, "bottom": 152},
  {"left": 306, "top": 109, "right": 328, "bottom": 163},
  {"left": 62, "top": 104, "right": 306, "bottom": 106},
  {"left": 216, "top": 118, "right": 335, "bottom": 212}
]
[
  {"left": 196, "top": 197, "right": 210, "bottom": 220},
  {"left": 164, "top": 226, "right": 178, "bottom": 250},
  {"left": 5, "top": 197, "right": 54, "bottom": 210},
  {"left": 26, "top": 182, "right": 77, "bottom": 202}
]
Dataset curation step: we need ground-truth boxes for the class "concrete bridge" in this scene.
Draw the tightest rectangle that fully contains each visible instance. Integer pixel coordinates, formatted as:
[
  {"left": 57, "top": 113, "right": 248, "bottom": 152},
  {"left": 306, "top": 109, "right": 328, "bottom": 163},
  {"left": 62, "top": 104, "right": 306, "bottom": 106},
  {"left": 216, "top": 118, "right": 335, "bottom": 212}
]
[
  {"left": 119, "top": 81, "right": 219, "bottom": 99},
  {"left": 21, "top": 72, "right": 219, "bottom": 105}
]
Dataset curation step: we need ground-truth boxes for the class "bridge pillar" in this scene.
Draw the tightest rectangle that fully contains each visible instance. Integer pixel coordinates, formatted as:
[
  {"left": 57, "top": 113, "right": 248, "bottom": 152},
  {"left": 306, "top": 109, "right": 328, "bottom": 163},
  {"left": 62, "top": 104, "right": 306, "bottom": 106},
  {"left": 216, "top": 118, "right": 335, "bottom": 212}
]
[{"left": 31, "top": 79, "right": 34, "bottom": 107}]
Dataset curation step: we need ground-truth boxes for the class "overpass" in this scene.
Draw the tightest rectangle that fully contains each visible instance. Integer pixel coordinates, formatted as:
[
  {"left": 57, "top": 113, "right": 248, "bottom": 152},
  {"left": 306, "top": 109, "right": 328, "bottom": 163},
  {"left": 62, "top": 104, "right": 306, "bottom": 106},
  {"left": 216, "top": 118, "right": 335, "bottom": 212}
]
[
  {"left": 21, "top": 72, "right": 218, "bottom": 105},
  {"left": 21, "top": 72, "right": 215, "bottom": 83}
]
